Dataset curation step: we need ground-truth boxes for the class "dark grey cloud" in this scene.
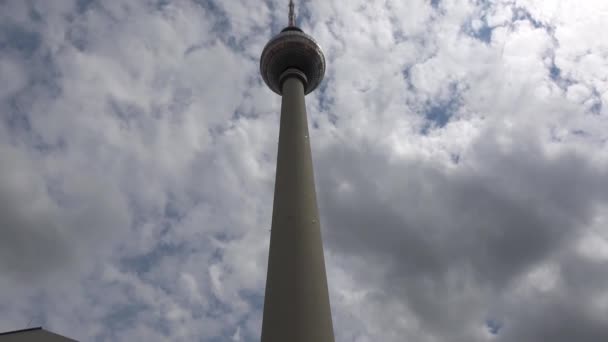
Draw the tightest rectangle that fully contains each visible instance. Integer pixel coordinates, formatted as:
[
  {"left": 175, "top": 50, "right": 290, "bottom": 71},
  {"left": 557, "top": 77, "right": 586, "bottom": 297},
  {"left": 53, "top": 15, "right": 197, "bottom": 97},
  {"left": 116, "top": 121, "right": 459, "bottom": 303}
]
[
  {"left": 493, "top": 249, "right": 608, "bottom": 342},
  {"left": 316, "top": 127, "right": 608, "bottom": 340}
]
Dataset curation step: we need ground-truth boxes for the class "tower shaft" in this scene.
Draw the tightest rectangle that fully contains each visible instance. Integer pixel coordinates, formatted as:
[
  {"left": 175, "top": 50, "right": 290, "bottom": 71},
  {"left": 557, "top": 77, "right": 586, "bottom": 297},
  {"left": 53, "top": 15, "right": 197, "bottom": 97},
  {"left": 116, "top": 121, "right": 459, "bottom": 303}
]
[{"left": 260, "top": 76, "right": 335, "bottom": 342}]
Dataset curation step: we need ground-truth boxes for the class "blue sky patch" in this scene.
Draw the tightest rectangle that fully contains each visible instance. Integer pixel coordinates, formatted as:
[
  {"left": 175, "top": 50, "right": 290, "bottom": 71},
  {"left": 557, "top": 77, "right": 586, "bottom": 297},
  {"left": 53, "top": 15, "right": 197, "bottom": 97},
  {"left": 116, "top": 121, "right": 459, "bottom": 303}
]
[
  {"left": 425, "top": 104, "right": 452, "bottom": 128},
  {"left": 486, "top": 319, "right": 502, "bottom": 335},
  {"left": 590, "top": 101, "right": 602, "bottom": 114},
  {"left": 549, "top": 64, "right": 561, "bottom": 81},
  {"left": 513, "top": 7, "right": 545, "bottom": 30},
  {"left": 462, "top": 17, "right": 493, "bottom": 44},
  {"left": 472, "top": 25, "right": 493, "bottom": 43},
  {"left": 0, "top": 25, "right": 41, "bottom": 57},
  {"left": 420, "top": 89, "right": 461, "bottom": 134}
]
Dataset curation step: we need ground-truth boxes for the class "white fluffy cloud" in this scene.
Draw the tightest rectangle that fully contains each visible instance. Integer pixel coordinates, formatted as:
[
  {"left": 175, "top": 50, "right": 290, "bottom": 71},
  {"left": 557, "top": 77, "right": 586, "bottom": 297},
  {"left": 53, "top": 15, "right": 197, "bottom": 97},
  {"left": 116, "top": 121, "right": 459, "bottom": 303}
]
[{"left": 0, "top": 0, "right": 607, "bottom": 341}]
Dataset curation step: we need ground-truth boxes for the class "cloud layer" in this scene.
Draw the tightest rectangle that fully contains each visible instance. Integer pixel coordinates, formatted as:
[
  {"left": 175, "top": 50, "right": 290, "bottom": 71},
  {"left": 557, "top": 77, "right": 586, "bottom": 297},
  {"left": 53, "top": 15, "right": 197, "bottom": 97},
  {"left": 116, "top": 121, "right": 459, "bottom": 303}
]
[{"left": 1, "top": 0, "right": 607, "bottom": 341}]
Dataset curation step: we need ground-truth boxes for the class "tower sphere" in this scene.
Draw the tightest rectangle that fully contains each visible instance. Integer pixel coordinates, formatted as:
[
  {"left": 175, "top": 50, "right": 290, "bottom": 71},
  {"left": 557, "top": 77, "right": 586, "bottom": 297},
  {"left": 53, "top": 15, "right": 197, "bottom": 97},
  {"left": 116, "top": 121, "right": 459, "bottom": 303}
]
[{"left": 260, "top": 26, "right": 326, "bottom": 95}]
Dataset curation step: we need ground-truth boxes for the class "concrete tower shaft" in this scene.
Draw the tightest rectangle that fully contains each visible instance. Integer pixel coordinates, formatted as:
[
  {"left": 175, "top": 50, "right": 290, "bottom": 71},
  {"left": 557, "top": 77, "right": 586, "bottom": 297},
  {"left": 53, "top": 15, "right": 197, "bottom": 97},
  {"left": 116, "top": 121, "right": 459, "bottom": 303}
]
[{"left": 259, "top": 1, "right": 334, "bottom": 342}]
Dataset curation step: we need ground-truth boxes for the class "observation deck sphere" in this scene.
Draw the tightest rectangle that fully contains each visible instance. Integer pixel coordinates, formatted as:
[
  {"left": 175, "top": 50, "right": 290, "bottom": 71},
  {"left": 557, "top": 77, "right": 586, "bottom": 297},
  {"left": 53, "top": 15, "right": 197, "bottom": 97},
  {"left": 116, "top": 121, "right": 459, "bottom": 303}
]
[{"left": 260, "top": 27, "right": 326, "bottom": 95}]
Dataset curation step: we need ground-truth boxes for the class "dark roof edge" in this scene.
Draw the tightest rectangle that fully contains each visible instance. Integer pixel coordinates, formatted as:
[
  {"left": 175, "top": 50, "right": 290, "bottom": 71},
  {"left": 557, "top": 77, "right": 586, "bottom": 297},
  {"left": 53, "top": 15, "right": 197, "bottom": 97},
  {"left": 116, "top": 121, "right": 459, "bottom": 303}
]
[{"left": 0, "top": 327, "right": 43, "bottom": 336}]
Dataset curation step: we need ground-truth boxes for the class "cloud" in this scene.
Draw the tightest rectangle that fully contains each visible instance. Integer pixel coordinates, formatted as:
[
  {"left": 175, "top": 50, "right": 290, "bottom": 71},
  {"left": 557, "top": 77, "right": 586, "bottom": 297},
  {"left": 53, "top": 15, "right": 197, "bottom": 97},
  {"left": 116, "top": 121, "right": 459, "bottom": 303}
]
[
  {"left": 0, "top": 0, "right": 607, "bottom": 341},
  {"left": 317, "top": 127, "right": 607, "bottom": 341}
]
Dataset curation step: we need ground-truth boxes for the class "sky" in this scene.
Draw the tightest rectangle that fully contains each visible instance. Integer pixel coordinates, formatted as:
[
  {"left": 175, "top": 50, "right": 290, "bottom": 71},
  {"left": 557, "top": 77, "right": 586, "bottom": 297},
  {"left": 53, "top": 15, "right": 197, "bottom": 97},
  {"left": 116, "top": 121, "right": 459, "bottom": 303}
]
[{"left": 0, "top": 0, "right": 607, "bottom": 341}]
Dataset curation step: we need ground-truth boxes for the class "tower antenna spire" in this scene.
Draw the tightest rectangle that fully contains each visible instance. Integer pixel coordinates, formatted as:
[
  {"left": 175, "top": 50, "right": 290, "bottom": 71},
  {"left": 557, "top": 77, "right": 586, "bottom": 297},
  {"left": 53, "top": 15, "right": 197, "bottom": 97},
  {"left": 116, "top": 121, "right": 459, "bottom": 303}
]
[{"left": 288, "top": 0, "right": 296, "bottom": 26}]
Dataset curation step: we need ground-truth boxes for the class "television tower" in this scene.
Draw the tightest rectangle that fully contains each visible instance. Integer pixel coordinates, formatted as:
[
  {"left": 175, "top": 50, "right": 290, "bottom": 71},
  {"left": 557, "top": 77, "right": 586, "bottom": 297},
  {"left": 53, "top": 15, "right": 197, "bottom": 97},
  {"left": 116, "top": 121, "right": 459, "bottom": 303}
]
[{"left": 259, "top": 1, "right": 334, "bottom": 341}]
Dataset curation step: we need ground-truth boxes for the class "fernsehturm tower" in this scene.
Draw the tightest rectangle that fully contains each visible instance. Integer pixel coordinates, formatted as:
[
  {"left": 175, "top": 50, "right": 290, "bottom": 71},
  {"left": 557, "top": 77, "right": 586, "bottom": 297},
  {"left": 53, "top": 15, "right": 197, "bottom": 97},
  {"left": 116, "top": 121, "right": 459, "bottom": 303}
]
[{"left": 259, "top": 1, "right": 334, "bottom": 341}]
